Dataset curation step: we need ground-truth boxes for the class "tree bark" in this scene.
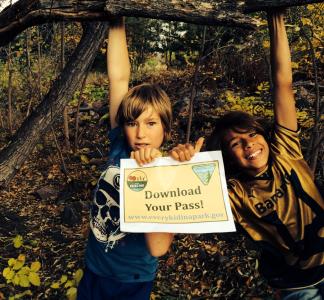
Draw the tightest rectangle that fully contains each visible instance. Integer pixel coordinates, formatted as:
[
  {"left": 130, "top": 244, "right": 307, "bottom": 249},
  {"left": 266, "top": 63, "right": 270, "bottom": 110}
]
[
  {"left": 0, "top": 22, "right": 109, "bottom": 187},
  {"left": 1, "top": 0, "right": 322, "bottom": 46},
  {"left": 0, "top": 0, "right": 252, "bottom": 47},
  {"left": 244, "top": 0, "right": 323, "bottom": 12}
]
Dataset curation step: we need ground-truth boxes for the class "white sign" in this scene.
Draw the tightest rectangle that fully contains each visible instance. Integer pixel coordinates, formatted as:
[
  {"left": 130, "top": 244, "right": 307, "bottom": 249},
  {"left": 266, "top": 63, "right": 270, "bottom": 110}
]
[{"left": 120, "top": 151, "right": 236, "bottom": 233}]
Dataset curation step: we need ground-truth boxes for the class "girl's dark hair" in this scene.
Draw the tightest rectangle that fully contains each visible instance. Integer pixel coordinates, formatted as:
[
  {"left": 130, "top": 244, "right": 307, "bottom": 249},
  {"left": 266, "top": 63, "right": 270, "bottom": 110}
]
[{"left": 206, "top": 111, "right": 271, "bottom": 175}]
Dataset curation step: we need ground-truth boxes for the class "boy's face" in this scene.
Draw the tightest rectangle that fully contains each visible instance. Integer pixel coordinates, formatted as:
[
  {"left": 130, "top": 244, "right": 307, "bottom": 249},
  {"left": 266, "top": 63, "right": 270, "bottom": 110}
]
[
  {"left": 124, "top": 106, "right": 164, "bottom": 151},
  {"left": 223, "top": 129, "right": 270, "bottom": 176}
]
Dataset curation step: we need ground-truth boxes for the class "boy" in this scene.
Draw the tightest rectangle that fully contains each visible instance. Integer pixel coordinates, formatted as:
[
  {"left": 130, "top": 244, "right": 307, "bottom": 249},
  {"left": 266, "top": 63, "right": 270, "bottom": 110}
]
[
  {"left": 171, "top": 11, "right": 324, "bottom": 298},
  {"left": 77, "top": 18, "right": 176, "bottom": 300}
]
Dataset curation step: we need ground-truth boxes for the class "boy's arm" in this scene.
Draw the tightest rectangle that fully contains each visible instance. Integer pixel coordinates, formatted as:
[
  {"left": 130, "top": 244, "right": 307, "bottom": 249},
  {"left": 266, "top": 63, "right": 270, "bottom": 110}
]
[
  {"left": 108, "top": 17, "right": 131, "bottom": 129},
  {"left": 145, "top": 233, "right": 174, "bottom": 257},
  {"left": 268, "top": 11, "right": 297, "bottom": 131}
]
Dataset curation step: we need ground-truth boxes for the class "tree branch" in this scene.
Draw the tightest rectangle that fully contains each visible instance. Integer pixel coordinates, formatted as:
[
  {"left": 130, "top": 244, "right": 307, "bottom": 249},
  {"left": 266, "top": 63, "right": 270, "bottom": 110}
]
[
  {"left": 244, "top": 0, "right": 324, "bottom": 12},
  {"left": 0, "top": 0, "right": 255, "bottom": 47}
]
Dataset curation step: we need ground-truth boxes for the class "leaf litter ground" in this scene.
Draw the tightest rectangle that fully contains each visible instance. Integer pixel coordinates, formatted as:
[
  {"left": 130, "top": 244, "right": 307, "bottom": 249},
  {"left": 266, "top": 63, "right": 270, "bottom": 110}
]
[{"left": 0, "top": 69, "right": 278, "bottom": 300}]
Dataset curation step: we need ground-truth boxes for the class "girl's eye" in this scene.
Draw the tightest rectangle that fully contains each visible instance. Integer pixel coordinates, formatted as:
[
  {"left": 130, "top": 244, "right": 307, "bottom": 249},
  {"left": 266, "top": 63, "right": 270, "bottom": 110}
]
[
  {"left": 249, "top": 132, "right": 257, "bottom": 137},
  {"left": 147, "top": 122, "right": 156, "bottom": 126}
]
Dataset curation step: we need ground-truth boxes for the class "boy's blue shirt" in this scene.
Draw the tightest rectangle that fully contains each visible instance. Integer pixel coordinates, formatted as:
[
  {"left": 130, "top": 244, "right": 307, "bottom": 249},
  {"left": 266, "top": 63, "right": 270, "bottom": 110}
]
[{"left": 85, "top": 126, "right": 158, "bottom": 282}]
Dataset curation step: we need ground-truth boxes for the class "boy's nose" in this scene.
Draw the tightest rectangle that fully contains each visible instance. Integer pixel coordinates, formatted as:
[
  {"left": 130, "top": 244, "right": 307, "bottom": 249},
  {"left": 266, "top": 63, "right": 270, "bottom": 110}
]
[
  {"left": 244, "top": 139, "right": 254, "bottom": 148},
  {"left": 136, "top": 125, "right": 146, "bottom": 138}
]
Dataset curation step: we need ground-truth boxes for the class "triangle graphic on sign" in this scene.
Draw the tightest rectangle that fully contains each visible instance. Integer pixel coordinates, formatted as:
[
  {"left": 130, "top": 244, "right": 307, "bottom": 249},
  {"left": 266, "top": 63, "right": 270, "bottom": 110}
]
[{"left": 192, "top": 163, "right": 216, "bottom": 185}]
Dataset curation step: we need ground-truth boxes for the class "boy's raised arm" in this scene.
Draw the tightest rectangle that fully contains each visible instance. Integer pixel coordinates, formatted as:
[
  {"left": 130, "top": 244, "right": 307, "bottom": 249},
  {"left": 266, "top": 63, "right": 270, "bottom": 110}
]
[
  {"left": 145, "top": 233, "right": 175, "bottom": 257},
  {"left": 268, "top": 11, "right": 297, "bottom": 131},
  {"left": 108, "top": 17, "right": 131, "bottom": 129}
]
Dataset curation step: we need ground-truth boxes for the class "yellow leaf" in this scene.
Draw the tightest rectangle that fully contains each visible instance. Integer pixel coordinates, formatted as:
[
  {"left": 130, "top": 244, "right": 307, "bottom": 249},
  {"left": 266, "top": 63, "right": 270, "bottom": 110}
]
[
  {"left": 19, "top": 275, "right": 30, "bottom": 287},
  {"left": 66, "top": 287, "right": 77, "bottom": 300},
  {"left": 60, "top": 275, "right": 68, "bottom": 284},
  {"left": 8, "top": 258, "right": 16, "bottom": 267},
  {"left": 74, "top": 269, "right": 84, "bottom": 285},
  {"left": 80, "top": 154, "right": 89, "bottom": 164},
  {"left": 17, "top": 266, "right": 30, "bottom": 275},
  {"left": 30, "top": 261, "right": 41, "bottom": 272},
  {"left": 64, "top": 280, "right": 74, "bottom": 288},
  {"left": 13, "top": 260, "right": 24, "bottom": 271},
  {"left": 28, "top": 272, "right": 40, "bottom": 286},
  {"left": 13, "top": 274, "right": 20, "bottom": 285},
  {"left": 13, "top": 235, "right": 23, "bottom": 248},
  {"left": 307, "top": 4, "right": 315, "bottom": 10},
  {"left": 51, "top": 282, "right": 60, "bottom": 289},
  {"left": 262, "top": 40, "right": 270, "bottom": 49},
  {"left": 301, "top": 17, "right": 311, "bottom": 26},
  {"left": 200, "top": 2, "right": 212, "bottom": 9},
  {"left": 291, "top": 62, "right": 299, "bottom": 69},
  {"left": 3, "top": 268, "right": 15, "bottom": 280},
  {"left": 17, "top": 254, "right": 25, "bottom": 262}
]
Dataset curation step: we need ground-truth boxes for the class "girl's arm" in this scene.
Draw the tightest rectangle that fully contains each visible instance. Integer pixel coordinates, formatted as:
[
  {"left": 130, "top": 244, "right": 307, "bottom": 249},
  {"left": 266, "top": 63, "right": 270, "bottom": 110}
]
[
  {"left": 108, "top": 17, "right": 131, "bottom": 129},
  {"left": 268, "top": 11, "right": 297, "bottom": 131}
]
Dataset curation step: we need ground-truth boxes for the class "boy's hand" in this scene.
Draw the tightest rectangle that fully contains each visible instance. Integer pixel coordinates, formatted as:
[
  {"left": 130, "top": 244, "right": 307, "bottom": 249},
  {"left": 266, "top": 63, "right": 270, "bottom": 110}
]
[
  {"left": 130, "top": 148, "right": 162, "bottom": 166},
  {"left": 169, "top": 137, "right": 204, "bottom": 162}
]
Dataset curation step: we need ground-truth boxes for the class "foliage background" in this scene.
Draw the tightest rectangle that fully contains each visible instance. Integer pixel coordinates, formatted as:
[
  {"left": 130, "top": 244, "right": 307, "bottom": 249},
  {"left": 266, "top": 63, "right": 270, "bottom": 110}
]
[{"left": 0, "top": 4, "right": 323, "bottom": 300}]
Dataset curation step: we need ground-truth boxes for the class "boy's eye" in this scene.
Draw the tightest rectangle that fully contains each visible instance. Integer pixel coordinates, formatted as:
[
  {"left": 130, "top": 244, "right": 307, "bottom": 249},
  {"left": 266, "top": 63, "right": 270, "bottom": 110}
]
[
  {"left": 230, "top": 141, "right": 240, "bottom": 148},
  {"left": 249, "top": 132, "right": 257, "bottom": 137},
  {"left": 126, "top": 121, "right": 137, "bottom": 127},
  {"left": 147, "top": 121, "right": 156, "bottom": 126}
]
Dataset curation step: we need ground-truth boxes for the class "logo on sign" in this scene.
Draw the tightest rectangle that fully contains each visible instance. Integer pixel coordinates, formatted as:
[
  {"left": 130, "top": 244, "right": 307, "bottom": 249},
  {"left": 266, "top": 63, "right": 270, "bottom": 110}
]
[{"left": 127, "top": 170, "right": 148, "bottom": 191}]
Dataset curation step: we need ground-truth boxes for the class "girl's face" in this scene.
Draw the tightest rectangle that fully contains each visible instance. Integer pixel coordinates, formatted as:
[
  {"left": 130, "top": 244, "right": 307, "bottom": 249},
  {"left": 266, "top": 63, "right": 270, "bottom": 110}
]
[
  {"left": 124, "top": 106, "right": 165, "bottom": 151},
  {"left": 223, "top": 128, "right": 270, "bottom": 176}
]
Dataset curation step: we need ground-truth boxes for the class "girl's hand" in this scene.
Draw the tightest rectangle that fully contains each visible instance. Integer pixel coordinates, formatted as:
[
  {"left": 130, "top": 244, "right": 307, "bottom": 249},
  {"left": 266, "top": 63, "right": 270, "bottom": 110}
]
[
  {"left": 130, "top": 148, "right": 162, "bottom": 166},
  {"left": 169, "top": 137, "right": 204, "bottom": 162}
]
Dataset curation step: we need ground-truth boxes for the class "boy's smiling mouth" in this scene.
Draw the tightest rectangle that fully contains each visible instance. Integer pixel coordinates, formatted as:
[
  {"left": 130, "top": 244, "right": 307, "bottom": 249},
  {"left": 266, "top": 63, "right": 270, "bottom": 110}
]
[{"left": 246, "top": 149, "right": 262, "bottom": 160}]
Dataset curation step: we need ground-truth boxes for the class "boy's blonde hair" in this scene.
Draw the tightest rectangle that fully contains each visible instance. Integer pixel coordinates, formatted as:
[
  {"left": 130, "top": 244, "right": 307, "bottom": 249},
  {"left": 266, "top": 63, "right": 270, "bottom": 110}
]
[{"left": 116, "top": 83, "right": 172, "bottom": 141}]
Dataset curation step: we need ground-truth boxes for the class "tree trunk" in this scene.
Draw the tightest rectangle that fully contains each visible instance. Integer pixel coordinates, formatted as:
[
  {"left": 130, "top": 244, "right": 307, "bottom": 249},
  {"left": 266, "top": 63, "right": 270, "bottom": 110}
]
[
  {"left": 7, "top": 43, "right": 13, "bottom": 136},
  {"left": 25, "top": 28, "right": 33, "bottom": 117},
  {"left": 37, "top": 26, "right": 42, "bottom": 100},
  {"left": 0, "top": 22, "right": 109, "bottom": 187},
  {"left": 60, "top": 22, "right": 71, "bottom": 150}
]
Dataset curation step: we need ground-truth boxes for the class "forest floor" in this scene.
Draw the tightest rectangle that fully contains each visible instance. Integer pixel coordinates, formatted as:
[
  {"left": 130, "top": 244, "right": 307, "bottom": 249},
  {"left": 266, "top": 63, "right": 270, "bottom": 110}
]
[{"left": 2, "top": 67, "right": 315, "bottom": 300}]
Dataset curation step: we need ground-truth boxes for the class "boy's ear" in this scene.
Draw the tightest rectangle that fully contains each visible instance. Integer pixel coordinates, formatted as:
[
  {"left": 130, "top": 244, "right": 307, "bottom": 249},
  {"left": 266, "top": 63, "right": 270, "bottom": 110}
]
[{"left": 164, "top": 131, "right": 171, "bottom": 142}]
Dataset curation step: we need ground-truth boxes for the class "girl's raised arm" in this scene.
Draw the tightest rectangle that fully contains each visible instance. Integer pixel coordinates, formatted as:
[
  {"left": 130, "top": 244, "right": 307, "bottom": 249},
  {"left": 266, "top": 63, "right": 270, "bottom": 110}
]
[
  {"left": 107, "top": 17, "right": 131, "bottom": 129},
  {"left": 268, "top": 11, "right": 297, "bottom": 131}
]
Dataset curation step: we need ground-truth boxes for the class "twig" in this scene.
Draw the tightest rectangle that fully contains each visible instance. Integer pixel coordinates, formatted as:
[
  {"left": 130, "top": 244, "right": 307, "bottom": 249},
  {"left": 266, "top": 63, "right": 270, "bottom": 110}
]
[
  {"left": 51, "top": 125, "right": 69, "bottom": 178},
  {"left": 186, "top": 26, "right": 207, "bottom": 143}
]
